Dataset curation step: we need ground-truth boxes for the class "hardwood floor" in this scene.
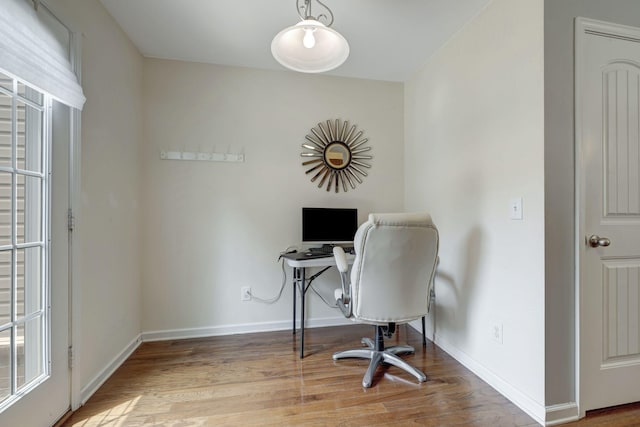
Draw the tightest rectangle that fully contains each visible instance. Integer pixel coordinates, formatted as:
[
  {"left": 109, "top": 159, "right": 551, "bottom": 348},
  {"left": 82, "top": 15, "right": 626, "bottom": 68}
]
[{"left": 61, "top": 325, "right": 638, "bottom": 426}]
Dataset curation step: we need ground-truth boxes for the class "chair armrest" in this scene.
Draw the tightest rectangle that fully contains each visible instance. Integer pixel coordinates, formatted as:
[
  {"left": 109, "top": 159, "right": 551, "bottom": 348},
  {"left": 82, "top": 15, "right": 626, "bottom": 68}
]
[
  {"left": 333, "top": 246, "right": 352, "bottom": 318},
  {"left": 333, "top": 246, "right": 349, "bottom": 273}
]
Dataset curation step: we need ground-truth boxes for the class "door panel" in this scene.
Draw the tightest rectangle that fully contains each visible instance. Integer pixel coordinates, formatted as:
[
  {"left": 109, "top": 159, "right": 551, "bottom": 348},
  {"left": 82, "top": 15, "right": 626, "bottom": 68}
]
[
  {"left": 0, "top": 97, "right": 70, "bottom": 427},
  {"left": 602, "top": 260, "right": 640, "bottom": 365},
  {"left": 603, "top": 65, "right": 640, "bottom": 216},
  {"left": 578, "top": 19, "right": 640, "bottom": 412}
]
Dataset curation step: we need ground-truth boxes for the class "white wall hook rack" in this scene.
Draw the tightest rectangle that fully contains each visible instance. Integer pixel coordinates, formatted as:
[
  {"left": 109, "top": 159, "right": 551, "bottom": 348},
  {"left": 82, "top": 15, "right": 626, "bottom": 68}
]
[{"left": 160, "top": 150, "right": 244, "bottom": 163}]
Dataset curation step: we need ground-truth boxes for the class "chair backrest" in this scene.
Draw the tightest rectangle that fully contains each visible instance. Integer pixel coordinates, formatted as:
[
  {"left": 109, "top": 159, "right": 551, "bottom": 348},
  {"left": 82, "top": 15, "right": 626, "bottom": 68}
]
[{"left": 349, "top": 212, "right": 439, "bottom": 324}]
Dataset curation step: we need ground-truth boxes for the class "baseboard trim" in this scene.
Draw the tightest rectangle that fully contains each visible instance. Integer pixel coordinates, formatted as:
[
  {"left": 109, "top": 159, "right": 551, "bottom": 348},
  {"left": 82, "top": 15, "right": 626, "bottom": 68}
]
[
  {"left": 141, "top": 316, "right": 353, "bottom": 342},
  {"left": 80, "top": 334, "right": 142, "bottom": 405},
  {"left": 433, "top": 335, "right": 546, "bottom": 426},
  {"left": 544, "top": 402, "right": 579, "bottom": 426}
]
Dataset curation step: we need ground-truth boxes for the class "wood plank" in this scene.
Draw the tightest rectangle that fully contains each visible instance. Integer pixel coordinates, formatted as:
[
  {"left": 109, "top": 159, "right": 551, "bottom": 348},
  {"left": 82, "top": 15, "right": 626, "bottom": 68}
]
[{"left": 59, "top": 325, "right": 640, "bottom": 426}]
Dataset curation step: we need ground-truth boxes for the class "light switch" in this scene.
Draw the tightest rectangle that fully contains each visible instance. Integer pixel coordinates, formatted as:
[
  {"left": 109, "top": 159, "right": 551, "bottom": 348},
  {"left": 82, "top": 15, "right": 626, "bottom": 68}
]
[{"left": 509, "top": 197, "right": 523, "bottom": 220}]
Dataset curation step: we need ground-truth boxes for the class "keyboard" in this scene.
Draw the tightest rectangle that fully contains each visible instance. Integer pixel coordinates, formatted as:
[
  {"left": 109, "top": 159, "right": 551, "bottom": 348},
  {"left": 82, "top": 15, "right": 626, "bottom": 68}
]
[
  {"left": 308, "top": 246, "right": 334, "bottom": 255},
  {"left": 282, "top": 251, "right": 333, "bottom": 261},
  {"left": 308, "top": 245, "right": 355, "bottom": 255}
]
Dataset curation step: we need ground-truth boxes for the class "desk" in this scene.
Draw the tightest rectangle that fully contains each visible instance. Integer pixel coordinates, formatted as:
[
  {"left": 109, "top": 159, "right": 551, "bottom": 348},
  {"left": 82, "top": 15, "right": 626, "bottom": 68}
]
[{"left": 284, "top": 253, "right": 355, "bottom": 358}]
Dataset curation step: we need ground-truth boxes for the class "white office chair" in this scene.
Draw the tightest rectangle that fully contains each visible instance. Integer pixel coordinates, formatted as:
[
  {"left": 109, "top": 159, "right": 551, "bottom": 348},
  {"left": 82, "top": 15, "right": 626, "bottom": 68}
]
[{"left": 332, "top": 212, "right": 439, "bottom": 388}]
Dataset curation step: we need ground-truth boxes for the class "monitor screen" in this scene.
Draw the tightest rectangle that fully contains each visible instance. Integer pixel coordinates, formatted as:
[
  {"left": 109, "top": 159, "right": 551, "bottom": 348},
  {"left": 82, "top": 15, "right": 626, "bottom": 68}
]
[{"left": 302, "top": 207, "right": 358, "bottom": 243}]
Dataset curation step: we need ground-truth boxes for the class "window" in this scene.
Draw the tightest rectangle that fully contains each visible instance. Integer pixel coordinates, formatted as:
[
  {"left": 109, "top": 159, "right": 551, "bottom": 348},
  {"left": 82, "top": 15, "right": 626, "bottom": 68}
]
[{"left": 0, "top": 70, "right": 50, "bottom": 410}]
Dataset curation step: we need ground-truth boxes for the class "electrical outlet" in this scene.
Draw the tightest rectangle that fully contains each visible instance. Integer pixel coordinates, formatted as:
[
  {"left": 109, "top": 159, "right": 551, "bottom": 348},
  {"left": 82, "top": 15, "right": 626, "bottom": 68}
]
[
  {"left": 491, "top": 322, "right": 503, "bottom": 344},
  {"left": 241, "top": 286, "right": 251, "bottom": 301}
]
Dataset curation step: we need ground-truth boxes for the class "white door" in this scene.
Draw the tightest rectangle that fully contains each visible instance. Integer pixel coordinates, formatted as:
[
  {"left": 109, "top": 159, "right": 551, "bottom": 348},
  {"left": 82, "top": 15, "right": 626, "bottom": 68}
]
[
  {"left": 577, "top": 18, "right": 640, "bottom": 413},
  {"left": 0, "top": 80, "right": 71, "bottom": 426}
]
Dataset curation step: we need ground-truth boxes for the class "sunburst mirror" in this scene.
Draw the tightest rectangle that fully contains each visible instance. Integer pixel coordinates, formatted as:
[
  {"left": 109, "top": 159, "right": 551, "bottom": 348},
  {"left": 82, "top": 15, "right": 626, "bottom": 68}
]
[{"left": 301, "top": 119, "right": 372, "bottom": 193}]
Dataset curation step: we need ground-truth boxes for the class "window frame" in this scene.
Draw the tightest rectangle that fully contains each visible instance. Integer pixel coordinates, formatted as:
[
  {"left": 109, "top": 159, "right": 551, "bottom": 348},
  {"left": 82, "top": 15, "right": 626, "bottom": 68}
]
[{"left": 0, "top": 71, "right": 51, "bottom": 414}]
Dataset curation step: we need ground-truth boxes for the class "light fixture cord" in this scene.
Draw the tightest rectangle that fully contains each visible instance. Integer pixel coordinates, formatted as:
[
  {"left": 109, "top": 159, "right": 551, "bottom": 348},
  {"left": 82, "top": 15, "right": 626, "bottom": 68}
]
[{"left": 296, "top": 0, "right": 334, "bottom": 27}]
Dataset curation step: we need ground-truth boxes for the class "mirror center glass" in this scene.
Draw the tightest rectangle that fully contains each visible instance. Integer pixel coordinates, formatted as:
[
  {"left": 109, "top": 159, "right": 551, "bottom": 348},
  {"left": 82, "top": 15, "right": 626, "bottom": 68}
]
[{"left": 324, "top": 141, "right": 351, "bottom": 170}]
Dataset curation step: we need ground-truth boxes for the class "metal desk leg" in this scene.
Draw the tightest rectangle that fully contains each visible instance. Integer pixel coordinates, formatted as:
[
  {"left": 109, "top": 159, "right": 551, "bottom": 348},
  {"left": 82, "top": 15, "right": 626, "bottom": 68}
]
[
  {"left": 292, "top": 267, "right": 298, "bottom": 335},
  {"left": 421, "top": 316, "right": 426, "bottom": 346},
  {"left": 300, "top": 267, "right": 306, "bottom": 358}
]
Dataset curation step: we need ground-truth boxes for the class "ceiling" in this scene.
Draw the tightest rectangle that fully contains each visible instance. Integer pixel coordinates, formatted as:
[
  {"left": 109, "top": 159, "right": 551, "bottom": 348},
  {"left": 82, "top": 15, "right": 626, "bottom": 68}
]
[{"left": 99, "top": 0, "right": 491, "bottom": 82}]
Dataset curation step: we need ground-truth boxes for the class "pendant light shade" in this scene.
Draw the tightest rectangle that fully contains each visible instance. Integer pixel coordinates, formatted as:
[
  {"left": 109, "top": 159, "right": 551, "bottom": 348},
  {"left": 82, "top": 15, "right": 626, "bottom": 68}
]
[{"left": 271, "top": 1, "right": 349, "bottom": 73}]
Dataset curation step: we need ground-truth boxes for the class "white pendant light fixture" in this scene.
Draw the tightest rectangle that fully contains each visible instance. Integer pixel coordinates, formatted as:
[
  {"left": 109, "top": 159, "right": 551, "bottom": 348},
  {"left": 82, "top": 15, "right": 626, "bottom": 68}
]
[{"left": 271, "top": 0, "right": 349, "bottom": 73}]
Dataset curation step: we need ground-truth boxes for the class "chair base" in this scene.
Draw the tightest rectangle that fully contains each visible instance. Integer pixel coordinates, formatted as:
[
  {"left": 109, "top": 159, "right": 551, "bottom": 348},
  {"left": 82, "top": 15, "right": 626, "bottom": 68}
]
[{"left": 333, "top": 329, "right": 427, "bottom": 388}]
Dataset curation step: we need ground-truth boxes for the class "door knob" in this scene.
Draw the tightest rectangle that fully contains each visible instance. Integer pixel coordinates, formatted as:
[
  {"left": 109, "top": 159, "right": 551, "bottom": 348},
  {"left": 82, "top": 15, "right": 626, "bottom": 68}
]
[{"left": 588, "top": 235, "right": 611, "bottom": 248}]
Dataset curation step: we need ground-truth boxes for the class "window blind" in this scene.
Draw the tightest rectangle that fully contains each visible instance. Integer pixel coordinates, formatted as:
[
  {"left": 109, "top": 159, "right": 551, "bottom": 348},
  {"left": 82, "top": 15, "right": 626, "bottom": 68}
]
[{"left": 0, "top": 0, "right": 85, "bottom": 110}]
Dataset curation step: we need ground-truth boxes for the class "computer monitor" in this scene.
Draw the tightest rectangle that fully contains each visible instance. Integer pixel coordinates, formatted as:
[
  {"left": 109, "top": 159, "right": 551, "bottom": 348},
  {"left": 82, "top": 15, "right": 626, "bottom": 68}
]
[{"left": 302, "top": 207, "right": 358, "bottom": 244}]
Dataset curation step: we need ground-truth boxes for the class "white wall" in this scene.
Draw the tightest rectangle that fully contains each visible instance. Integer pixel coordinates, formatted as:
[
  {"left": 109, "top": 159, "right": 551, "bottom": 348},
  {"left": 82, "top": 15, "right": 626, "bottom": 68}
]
[
  {"left": 544, "top": 0, "right": 640, "bottom": 409},
  {"left": 405, "top": 0, "right": 545, "bottom": 420},
  {"left": 141, "top": 59, "right": 404, "bottom": 336},
  {"left": 46, "top": 0, "right": 144, "bottom": 400}
]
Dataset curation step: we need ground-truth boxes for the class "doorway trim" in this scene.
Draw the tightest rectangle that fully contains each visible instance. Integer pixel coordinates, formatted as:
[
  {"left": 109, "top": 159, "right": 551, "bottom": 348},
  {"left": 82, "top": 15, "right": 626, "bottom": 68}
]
[{"left": 37, "top": 0, "right": 83, "bottom": 412}]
